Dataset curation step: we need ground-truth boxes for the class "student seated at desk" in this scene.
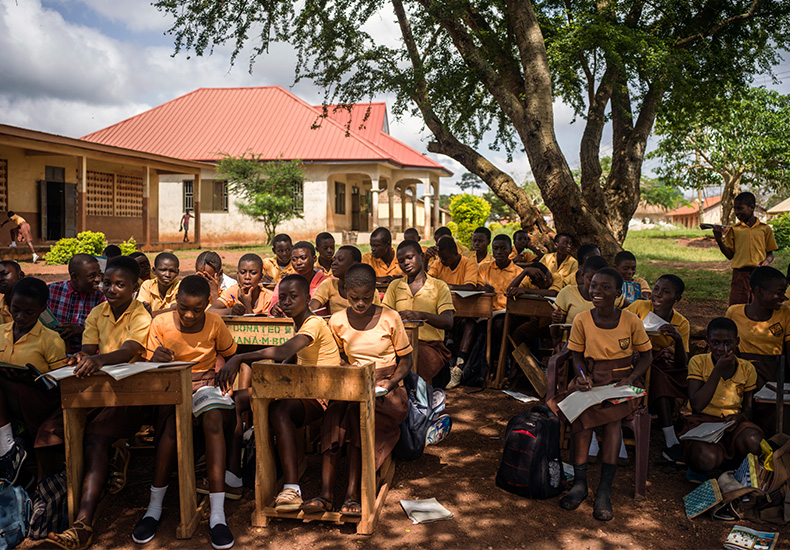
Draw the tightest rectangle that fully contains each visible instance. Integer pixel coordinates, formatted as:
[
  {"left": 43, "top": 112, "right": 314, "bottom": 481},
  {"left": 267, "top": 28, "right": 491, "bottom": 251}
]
[
  {"left": 362, "top": 227, "right": 402, "bottom": 284},
  {"left": 137, "top": 252, "right": 180, "bottom": 317},
  {"left": 0, "top": 277, "right": 66, "bottom": 484},
  {"left": 48, "top": 254, "right": 105, "bottom": 352},
  {"left": 262, "top": 233, "right": 295, "bottom": 283},
  {"left": 425, "top": 226, "right": 470, "bottom": 264},
  {"left": 509, "top": 230, "right": 538, "bottom": 265},
  {"left": 470, "top": 226, "right": 493, "bottom": 266},
  {"left": 549, "top": 268, "right": 652, "bottom": 521},
  {"left": 47, "top": 256, "right": 152, "bottom": 550},
  {"left": 383, "top": 240, "right": 454, "bottom": 384},
  {"left": 211, "top": 253, "right": 273, "bottom": 316},
  {"left": 0, "top": 260, "right": 24, "bottom": 324},
  {"left": 540, "top": 233, "right": 578, "bottom": 285},
  {"left": 196, "top": 250, "right": 236, "bottom": 306},
  {"left": 615, "top": 251, "right": 650, "bottom": 304},
  {"left": 560, "top": 243, "right": 601, "bottom": 291},
  {"left": 302, "top": 264, "right": 411, "bottom": 516},
  {"left": 218, "top": 274, "right": 341, "bottom": 512},
  {"left": 507, "top": 261, "right": 562, "bottom": 298},
  {"left": 478, "top": 234, "right": 521, "bottom": 312},
  {"left": 129, "top": 252, "right": 151, "bottom": 283},
  {"left": 310, "top": 246, "right": 381, "bottom": 315},
  {"left": 132, "top": 275, "right": 238, "bottom": 550},
  {"left": 550, "top": 256, "right": 611, "bottom": 345},
  {"left": 626, "top": 275, "right": 689, "bottom": 464},
  {"left": 270, "top": 242, "right": 331, "bottom": 316},
  {"left": 684, "top": 317, "right": 762, "bottom": 483},
  {"left": 315, "top": 232, "right": 336, "bottom": 275}
]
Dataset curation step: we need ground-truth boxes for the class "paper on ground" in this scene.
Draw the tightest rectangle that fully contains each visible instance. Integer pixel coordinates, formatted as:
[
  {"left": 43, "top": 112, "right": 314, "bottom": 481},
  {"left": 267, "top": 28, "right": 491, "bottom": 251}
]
[
  {"left": 451, "top": 290, "right": 485, "bottom": 298},
  {"left": 557, "top": 384, "right": 643, "bottom": 423},
  {"left": 400, "top": 498, "right": 453, "bottom": 524},
  {"left": 679, "top": 420, "right": 734, "bottom": 443},
  {"left": 642, "top": 311, "right": 667, "bottom": 332},
  {"left": 501, "top": 390, "right": 539, "bottom": 403}
]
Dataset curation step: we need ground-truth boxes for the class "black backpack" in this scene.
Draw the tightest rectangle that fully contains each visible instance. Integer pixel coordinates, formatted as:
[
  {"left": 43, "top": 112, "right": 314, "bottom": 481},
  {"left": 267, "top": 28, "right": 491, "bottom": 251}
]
[
  {"left": 394, "top": 370, "right": 448, "bottom": 460},
  {"left": 495, "top": 405, "right": 565, "bottom": 499}
]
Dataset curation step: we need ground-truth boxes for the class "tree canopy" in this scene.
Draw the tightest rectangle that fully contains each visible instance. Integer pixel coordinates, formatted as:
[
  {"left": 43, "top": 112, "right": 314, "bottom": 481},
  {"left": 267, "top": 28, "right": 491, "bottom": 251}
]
[{"left": 155, "top": 0, "right": 790, "bottom": 256}]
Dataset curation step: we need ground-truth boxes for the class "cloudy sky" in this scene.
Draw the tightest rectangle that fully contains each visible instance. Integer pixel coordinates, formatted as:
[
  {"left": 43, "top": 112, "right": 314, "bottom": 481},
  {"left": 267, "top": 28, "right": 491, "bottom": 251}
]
[{"left": 1, "top": 0, "right": 788, "bottom": 194}]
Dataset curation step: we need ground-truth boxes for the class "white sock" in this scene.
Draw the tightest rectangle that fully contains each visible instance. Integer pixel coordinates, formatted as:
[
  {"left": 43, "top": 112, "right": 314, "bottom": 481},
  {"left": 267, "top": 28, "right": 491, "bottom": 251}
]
[
  {"left": 283, "top": 483, "right": 301, "bottom": 496},
  {"left": 225, "top": 470, "right": 242, "bottom": 488},
  {"left": 0, "top": 423, "right": 13, "bottom": 455},
  {"left": 662, "top": 426, "right": 680, "bottom": 447},
  {"left": 619, "top": 433, "right": 628, "bottom": 459},
  {"left": 144, "top": 485, "right": 168, "bottom": 521},
  {"left": 588, "top": 436, "right": 599, "bottom": 456},
  {"left": 209, "top": 492, "right": 225, "bottom": 528}
]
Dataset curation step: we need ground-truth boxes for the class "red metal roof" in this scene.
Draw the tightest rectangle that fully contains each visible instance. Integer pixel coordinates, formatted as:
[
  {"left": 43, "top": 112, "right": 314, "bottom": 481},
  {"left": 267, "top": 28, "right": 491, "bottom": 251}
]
[
  {"left": 81, "top": 87, "right": 450, "bottom": 174},
  {"left": 666, "top": 195, "right": 722, "bottom": 217}
]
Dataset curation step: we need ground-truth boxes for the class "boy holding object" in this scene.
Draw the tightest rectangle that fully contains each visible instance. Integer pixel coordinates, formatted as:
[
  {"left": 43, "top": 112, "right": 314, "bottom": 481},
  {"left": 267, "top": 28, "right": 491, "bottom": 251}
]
[
  {"left": 211, "top": 253, "right": 273, "bottom": 316},
  {"left": 137, "top": 252, "right": 180, "bottom": 316}
]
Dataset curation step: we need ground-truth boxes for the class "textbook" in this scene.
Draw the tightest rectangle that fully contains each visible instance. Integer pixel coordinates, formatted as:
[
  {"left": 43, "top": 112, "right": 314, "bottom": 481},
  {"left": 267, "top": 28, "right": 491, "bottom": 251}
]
[
  {"left": 679, "top": 420, "right": 735, "bottom": 444},
  {"left": 38, "top": 308, "right": 61, "bottom": 330},
  {"left": 192, "top": 386, "right": 235, "bottom": 416},
  {"left": 450, "top": 290, "right": 485, "bottom": 298},
  {"left": 42, "top": 361, "right": 194, "bottom": 382},
  {"left": 724, "top": 525, "right": 779, "bottom": 550},
  {"left": 683, "top": 478, "right": 722, "bottom": 519},
  {"left": 0, "top": 361, "right": 56, "bottom": 390},
  {"left": 556, "top": 384, "right": 644, "bottom": 423},
  {"left": 400, "top": 498, "right": 453, "bottom": 524}
]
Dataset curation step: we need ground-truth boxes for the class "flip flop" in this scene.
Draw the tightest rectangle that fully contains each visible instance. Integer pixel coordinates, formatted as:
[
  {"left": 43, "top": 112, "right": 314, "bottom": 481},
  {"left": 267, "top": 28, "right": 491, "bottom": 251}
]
[
  {"left": 301, "top": 496, "right": 333, "bottom": 513},
  {"left": 340, "top": 498, "right": 362, "bottom": 517}
]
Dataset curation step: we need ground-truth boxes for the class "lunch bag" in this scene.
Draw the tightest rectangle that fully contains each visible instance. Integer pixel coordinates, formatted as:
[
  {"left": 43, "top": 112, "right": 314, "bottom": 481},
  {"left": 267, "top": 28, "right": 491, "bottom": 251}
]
[
  {"left": 0, "top": 479, "right": 32, "bottom": 549},
  {"left": 495, "top": 405, "right": 565, "bottom": 499},
  {"left": 394, "top": 370, "right": 448, "bottom": 460}
]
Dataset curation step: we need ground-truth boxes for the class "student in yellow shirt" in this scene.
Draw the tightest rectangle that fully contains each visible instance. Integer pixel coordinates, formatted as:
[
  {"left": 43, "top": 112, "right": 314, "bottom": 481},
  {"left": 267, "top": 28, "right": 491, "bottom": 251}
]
[
  {"left": 218, "top": 274, "right": 340, "bottom": 512},
  {"left": 614, "top": 251, "right": 650, "bottom": 304},
  {"left": 195, "top": 250, "right": 235, "bottom": 306},
  {"left": 559, "top": 243, "right": 601, "bottom": 290},
  {"left": 479, "top": 234, "right": 521, "bottom": 311},
  {"left": 683, "top": 317, "right": 762, "bottom": 481},
  {"left": 311, "top": 246, "right": 381, "bottom": 315},
  {"left": 48, "top": 256, "right": 153, "bottom": 550},
  {"left": 0, "top": 277, "right": 65, "bottom": 484},
  {"left": 509, "top": 230, "right": 539, "bottom": 265},
  {"left": 362, "top": 227, "right": 402, "bottom": 283},
  {"left": 383, "top": 240, "right": 454, "bottom": 384},
  {"left": 261, "top": 233, "right": 295, "bottom": 283},
  {"left": 471, "top": 226, "right": 493, "bottom": 265},
  {"left": 129, "top": 252, "right": 151, "bottom": 282},
  {"left": 403, "top": 227, "right": 423, "bottom": 246},
  {"left": 137, "top": 252, "right": 180, "bottom": 316},
  {"left": 0, "top": 260, "right": 23, "bottom": 324},
  {"left": 714, "top": 192, "right": 777, "bottom": 306},
  {"left": 315, "top": 232, "right": 335, "bottom": 275},
  {"left": 211, "top": 253, "right": 273, "bottom": 316},
  {"left": 507, "top": 261, "right": 562, "bottom": 298},
  {"left": 540, "top": 233, "right": 577, "bottom": 283},
  {"left": 425, "top": 226, "right": 470, "bottom": 263},
  {"left": 550, "top": 256, "right": 610, "bottom": 345}
]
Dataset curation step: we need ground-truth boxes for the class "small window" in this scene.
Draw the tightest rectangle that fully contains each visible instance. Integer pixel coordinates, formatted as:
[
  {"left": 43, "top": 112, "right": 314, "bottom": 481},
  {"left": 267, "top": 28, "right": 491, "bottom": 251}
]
[
  {"left": 183, "top": 180, "right": 193, "bottom": 211},
  {"left": 45, "top": 166, "right": 65, "bottom": 182},
  {"left": 290, "top": 181, "right": 304, "bottom": 213},
  {"left": 213, "top": 180, "right": 228, "bottom": 212},
  {"left": 335, "top": 182, "right": 346, "bottom": 214}
]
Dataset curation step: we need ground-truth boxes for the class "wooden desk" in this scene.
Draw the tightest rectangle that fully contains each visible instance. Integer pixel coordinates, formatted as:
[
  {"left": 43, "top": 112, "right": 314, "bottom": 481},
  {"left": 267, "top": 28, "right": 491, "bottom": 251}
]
[
  {"left": 250, "top": 361, "right": 393, "bottom": 535},
  {"left": 59, "top": 365, "right": 203, "bottom": 539},
  {"left": 223, "top": 316, "right": 294, "bottom": 347},
  {"left": 451, "top": 292, "right": 494, "bottom": 368},
  {"left": 403, "top": 320, "right": 423, "bottom": 377}
]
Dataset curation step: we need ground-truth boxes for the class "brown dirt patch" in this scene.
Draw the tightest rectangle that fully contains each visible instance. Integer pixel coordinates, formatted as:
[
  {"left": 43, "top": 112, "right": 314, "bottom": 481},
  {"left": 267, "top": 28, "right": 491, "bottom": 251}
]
[{"left": 675, "top": 236, "right": 718, "bottom": 249}]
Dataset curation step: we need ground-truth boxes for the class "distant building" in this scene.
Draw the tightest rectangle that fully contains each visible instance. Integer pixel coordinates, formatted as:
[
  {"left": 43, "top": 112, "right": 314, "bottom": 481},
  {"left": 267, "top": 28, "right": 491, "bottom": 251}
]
[
  {"left": 631, "top": 200, "right": 670, "bottom": 225},
  {"left": 667, "top": 195, "right": 765, "bottom": 227}
]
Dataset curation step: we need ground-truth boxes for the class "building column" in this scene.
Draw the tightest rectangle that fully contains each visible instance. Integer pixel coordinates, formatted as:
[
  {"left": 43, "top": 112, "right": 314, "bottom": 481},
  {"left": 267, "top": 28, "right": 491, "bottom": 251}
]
[
  {"left": 371, "top": 182, "right": 380, "bottom": 229},
  {"left": 387, "top": 184, "right": 395, "bottom": 233},
  {"left": 142, "top": 166, "right": 150, "bottom": 247},
  {"left": 194, "top": 172, "right": 201, "bottom": 248},
  {"left": 399, "top": 186, "right": 407, "bottom": 233},
  {"left": 432, "top": 179, "right": 440, "bottom": 230},
  {"left": 77, "top": 156, "right": 87, "bottom": 233},
  {"left": 411, "top": 187, "right": 418, "bottom": 231},
  {"left": 423, "top": 192, "right": 432, "bottom": 240}
]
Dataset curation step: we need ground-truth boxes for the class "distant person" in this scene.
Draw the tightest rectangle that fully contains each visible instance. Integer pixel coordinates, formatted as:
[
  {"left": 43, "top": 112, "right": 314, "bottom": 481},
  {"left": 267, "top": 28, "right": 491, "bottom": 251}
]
[
  {"left": 180, "top": 209, "right": 193, "bottom": 243},
  {"left": 0, "top": 211, "right": 37, "bottom": 263},
  {"left": 102, "top": 244, "right": 122, "bottom": 259}
]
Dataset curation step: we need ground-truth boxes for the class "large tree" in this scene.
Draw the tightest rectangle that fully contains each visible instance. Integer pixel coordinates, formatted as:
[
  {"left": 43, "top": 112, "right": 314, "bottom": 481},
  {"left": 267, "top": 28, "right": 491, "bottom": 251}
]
[
  {"left": 650, "top": 86, "right": 790, "bottom": 224},
  {"left": 155, "top": 0, "right": 790, "bottom": 256}
]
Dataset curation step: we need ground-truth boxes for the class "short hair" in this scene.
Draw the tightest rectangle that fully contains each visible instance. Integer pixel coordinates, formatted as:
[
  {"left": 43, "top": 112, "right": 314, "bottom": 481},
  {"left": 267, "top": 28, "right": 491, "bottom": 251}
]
[
  {"left": 404, "top": 228, "right": 420, "bottom": 241},
  {"left": 749, "top": 266, "right": 786, "bottom": 290},
  {"left": 105, "top": 256, "right": 140, "bottom": 281},
  {"left": 594, "top": 267, "right": 623, "bottom": 289},
  {"left": 315, "top": 232, "right": 334, "bottom": 246},
  {"left": 554, "top": 232, "right": 573, "bottom": 243},
  {"left": 492, "top": 234, "right": 511, "bottom": 247},
  {"left": 129, "top": 251, "right": 148, "bottom": 261},
  {"left": 371, "top": 227, "right": 392, "bottom": 243},
  {"left": 6, "top": 211, "right": 14, "bottom": 217},
  {"left": 513, "top": 229, "right": 528, "bottom": 239},
  {"left": 576, "top": 244, "right": 600, "bottom": 265},
  {"left": 437, "top": 236, "right": 458, "bottom": 254},
  {"left": 0, "top": 260, "right": 21, "bottom": 275},
  {"left": 734, "top": 192, "right": 756, "bottom": 207},
  {"left": 473, "top": 226, "right": 491, "bottom": 241},
  {"left": 238, "top": 253, "right": 264, "bottom": 269},
  {"left": 103, "top": 245, "right": 122, "bottom": 259},
  {"left": 656, "top": 274, "right": 685, "bottom": 296},
  {"left": 397, "top": 240, "right": 423, "bottom": 256},
  {"left": 614, "top": 251, "right": 636, "bottom": 266},
  {"left": 582, "top": 255, "right": 609, "bottom": 274},
  {"left": 177, "top": 274, "right": 210, "bottom": 300},
  {"left": 196, "top": 250, "right": 223, "bottom": 272},
  {"left": 707, "top": 317, "right": 738, "bottom": 338},
  {"left": 527, "top": 261, "right": 550, "bottom": 275},
  {"left": 338, "top": 245, "right": 362, "bottom": 263},
  {"left": 434, "top": 227, "right": 452, "bottom": 239},
  {"left": 154, "top": 252, "right": 179, "bottom": 268},
  {"left": 272, "top": 233, "right": 293, "bottom": 247},
  {"left": 10, "top": 277, "right": 48, "bottom": 307},
  {"left": 280, "top": 273, "right": 310, "bottom": 295},
  {"left": 292, "top": 241, "right": 316, "bottom": 257},
  {"left": 68, "top": 253, "right": 100, "bottom": 274},
  {"left": 345, "top": 263, "right": 376, "bottom": 290}
]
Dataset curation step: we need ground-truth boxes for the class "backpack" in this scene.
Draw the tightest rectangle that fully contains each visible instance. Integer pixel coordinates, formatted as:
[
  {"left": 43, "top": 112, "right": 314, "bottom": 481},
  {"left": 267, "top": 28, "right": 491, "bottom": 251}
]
[
  {"left": 0, "top": 480, "right": 32, "bottom": 550},
  {"left": 495, "top": 405, "right": 565, "bottom": 499},
  {"left": 28, "top": 468, "right": 67, "bottom": 540},
  {"left": 394, "top": 370, "right": 448, "bottom": 460}
]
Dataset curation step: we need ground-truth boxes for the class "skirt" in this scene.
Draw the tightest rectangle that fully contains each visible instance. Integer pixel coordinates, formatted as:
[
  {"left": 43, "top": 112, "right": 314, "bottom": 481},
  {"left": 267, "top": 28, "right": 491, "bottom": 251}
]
[
  {"left": 417, "top": 340, "right": 452, "bottom": 382},
  {"left": 729, "top": 268, "right": 753, "bottom": 306},
  {"left": 648, "top": 350, "right": 688, "bottom": 402},
  {"left": 681, "top": 413, "right": 762, "bottom": 462}
]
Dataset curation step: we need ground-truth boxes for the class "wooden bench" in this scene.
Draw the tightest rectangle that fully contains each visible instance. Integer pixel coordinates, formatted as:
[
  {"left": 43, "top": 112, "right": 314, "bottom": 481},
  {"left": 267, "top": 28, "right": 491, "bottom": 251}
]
[
  {"left": 59, "top": 364, "right": 204, "bottom": 539},
  {"left": 250, "top": 361, "right": 393, "bottom": 535}
]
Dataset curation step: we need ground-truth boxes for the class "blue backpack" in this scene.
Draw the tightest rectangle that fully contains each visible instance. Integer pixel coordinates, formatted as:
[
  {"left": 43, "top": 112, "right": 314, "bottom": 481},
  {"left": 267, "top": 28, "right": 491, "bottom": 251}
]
[
  {"left": 0, "top": 480, "right": 32, "bottom": 550},
  {"left": 394, "top": 370, "right": 448, "bottom": 460}
]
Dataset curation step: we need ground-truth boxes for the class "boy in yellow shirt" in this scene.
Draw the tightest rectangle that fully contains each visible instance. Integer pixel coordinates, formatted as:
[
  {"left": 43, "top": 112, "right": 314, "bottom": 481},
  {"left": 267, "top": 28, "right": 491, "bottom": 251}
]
[
  {"left": 315, "top": 232, "right": 335, "bottom": 275},
  {"left": 470, "top": 226, "right": 493, "bottom": 265},
  {"left": 540, "top": 233, "right": 577, "bottom": 283},
  {"left": 0, "top": 260, "right": 23, "bottom": 324},
  {"left": 425, "top": 226, "right": 470, "bottom": 263},
  {"left": 137, "top": 252, "right": 180, "bottom": 316},
  {"left": 261, "top": 233, "right": 295, "bottom": 283},
  {"left": 614, "top": 251, "right": 650, "bottom": 304},
  {"left": 509, "top": 230, "right": 538, "bottom": 265},
  {"left": 362, "top": 227, "right": 402, "bottom": 283}
]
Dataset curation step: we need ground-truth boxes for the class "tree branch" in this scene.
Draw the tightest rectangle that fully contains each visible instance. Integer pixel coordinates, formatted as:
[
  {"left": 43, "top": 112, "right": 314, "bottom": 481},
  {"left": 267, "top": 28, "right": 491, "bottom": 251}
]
[{"left": 675, "top": 0, "right": 760, "bottom": 48}]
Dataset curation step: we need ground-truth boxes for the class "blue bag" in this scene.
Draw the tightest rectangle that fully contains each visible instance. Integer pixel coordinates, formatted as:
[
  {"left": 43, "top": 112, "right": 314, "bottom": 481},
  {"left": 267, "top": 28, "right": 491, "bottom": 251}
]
[{"left": 0, "top": 479, "right": 32, "bottom": 550}]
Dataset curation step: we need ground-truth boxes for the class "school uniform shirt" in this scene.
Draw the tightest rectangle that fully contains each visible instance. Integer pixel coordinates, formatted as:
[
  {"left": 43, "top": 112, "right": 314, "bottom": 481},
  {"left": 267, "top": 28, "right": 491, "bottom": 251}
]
[
  {"left": 540, "top": 252, "right": 578, "bottom": 282},
  {"left": 509, "top": 249, "right": 537, "bottom": 263},
  {"left": 567, "top": 309, "right": 652, "bottom": 362},
  {"left": 295, "top": 315, "right": 341, "bottom": 366},
  {"left": 427, "top": 255, "right": 479, "bottom": 287},
  {"left": 317, "top": 261, "right": 333, "bottom": 275},
  {"left": 218, "top": 283, "right": 273, "bottom": 314},
  {"left": 361, "top": 250, "right": 403, "bottom": 278},
  {"left": 9, "top": 214, "right": 25, "bottom": 227},
  {"left": 311, "top": 278, "right": 381, "bottom": 315},
  {"left": 147, "top": 311, "right": 237, "bottom": 373},
  {"left": 137, "top": 278, "right": 180, "bottom": 311},
  {"left": 382, "top": 275, "right": 455, "bottom": 341},
  {"left": 554, "top": 285, "right": 625, "bottom": 325},
  {"left": 0, "top": 320, "right": 66, "bottom": 374},
  {"left": 261, "top": 257, "right": 295, "bottom": 282},
  {"left": 626, "top": 300, "right": 690, "bottom": 351},
  {"left": 82, "top": 300, "right": 152, "bottom": 362},
  {"left": 268, "top": 270, "right": 332, "bottom": 313},
  {"left": 472, "top": 252, "right": 493, "bottom": 267},
  {"left": 723, "top": 219, "right": 778, "bottom": 269},
  {"left": 0, "top": 295, "right": 11, "bottom": 325},
  {"left": 687, "top": 353, "right": 757, "bottom": 418},
  {"left": 329, "top": 307, "right": 413, "bottom": 370},
  {"left": 518, "top": 272, "right": 563, "bottom": 293},
  {"left": 725, "top": 304, "right": 790, "bottom": 356},
  {"left": 478, "top": 260, "right": 521, "bottom": 310}
]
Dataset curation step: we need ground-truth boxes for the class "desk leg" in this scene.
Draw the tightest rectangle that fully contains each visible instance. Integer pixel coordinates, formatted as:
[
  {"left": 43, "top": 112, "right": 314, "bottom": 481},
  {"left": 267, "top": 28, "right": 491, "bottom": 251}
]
[
  {"left": 176, "top": 373, "right": 202, "bottom": 539},
  {"left": 64, "top": 408, "right": 86, "bottom": 525},
  {"left": 252, "top": 398, "right": 275, "bottom": 527},
  {"left": 410, "top": 331, "right": 420, "bottom": 377},
  {"left": 485, "top": 318, "right": 492, "bottom": 374},
  {"left": 357, "top": 392, "right": 376, "bottom": 535},
  {"left": 492, "top": 313, "right": 512, "bottom": 388}
]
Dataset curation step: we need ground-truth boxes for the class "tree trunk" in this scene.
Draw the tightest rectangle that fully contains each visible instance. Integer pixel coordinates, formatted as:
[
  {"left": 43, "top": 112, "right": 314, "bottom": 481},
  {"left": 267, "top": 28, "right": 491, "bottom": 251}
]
[{"left": 720, "top": 172, "right": 742, "bottom": 225}]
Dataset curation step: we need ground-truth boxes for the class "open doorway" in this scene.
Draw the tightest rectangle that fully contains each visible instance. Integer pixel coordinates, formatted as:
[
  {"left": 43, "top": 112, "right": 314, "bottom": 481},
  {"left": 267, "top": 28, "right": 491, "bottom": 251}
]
[{"left": 39, "top": 166, "right": 77, "bottom": 241}]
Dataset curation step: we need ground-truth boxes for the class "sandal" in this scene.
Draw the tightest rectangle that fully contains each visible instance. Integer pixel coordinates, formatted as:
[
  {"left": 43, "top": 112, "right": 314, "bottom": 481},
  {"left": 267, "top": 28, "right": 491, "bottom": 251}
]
[
  {"left": 301, "top": 496, "right": 333, "bottom": 513},
  {"left": 48, "top": 519, "right": 94, "bottom": 550},
  {"left": 106, "top": 444, "right": 130, "bottom": 495},
  {"left": 340, "top": 498, "right": 362, "bottom": 517}
]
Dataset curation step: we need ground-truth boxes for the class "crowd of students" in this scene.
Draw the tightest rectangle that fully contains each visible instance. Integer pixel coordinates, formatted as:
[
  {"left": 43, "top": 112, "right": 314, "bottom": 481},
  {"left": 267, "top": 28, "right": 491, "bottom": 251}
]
[{"left": 0, "top": 190, "right": 786, "bottom": 547}]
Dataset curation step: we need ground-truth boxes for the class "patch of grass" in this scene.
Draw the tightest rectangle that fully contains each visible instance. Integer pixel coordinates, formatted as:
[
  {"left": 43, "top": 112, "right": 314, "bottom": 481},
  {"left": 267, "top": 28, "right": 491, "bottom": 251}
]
[{"left": 624, "top": 229, "right": 723, "bottom": 264}]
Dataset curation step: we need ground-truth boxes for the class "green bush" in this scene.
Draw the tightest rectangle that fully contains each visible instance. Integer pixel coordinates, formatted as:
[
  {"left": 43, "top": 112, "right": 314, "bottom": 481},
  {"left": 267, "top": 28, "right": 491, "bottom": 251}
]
[
  {"left": 770, "top": 214, "right": 790, "bottom": 250},
  {"left": 44, "top": 231, "right": 107, "bottom": 265},
  {"left": 449, "top": 194, "right": 491, "bottom": 248},
  {"left": 119, "top": 237, "right": 137, "bottom": 255}
]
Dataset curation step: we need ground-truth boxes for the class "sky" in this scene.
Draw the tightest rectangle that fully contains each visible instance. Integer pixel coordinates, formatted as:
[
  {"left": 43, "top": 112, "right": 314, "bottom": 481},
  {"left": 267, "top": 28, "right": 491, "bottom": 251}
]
[{"left": 1, "top": 0, "right": 788, "bottom": 196}]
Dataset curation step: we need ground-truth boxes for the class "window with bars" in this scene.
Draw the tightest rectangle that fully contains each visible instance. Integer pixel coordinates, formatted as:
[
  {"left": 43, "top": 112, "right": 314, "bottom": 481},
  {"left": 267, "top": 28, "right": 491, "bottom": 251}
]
[
  {"left": 183, "top": 180, "right": 194, "bottom": 211},
  {"left": 290, "top": 181, "right": 304, "bottom": 213},
  {"left": 213, "top": 180, "right": 228, "bottom": 212},
  {"left": 335, "top": 182, "right": 346, "bottom": 214}
]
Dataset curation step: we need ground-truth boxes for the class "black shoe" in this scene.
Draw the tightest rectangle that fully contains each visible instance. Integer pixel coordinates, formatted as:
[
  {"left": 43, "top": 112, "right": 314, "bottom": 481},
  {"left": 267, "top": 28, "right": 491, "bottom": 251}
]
[
  {"left": 0, "top": 439, "right": 26, "bottom": 484},
  {"left": 712, "top": 502, "right": 737, "bottom": 521},
  {"left": 210, "top": 523, "right": 234, "bottom": 550},
  {"left": 132, "top": 516, "right": 159, "bottom": 544},
  {"left": 662, "top": 444, "right": 685, "bottom": 464}
]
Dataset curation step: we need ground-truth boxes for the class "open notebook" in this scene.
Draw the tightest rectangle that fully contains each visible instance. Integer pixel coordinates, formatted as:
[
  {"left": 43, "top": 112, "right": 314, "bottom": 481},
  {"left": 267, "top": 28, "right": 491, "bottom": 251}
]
[{"left": 42, "top": 361, "right": 194, "bottom": 382}]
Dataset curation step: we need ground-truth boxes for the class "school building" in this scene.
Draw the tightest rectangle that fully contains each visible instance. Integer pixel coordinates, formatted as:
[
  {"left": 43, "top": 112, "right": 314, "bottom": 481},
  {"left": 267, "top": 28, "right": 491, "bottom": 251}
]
[
  {"left": 82, "top": 87, "right": 452, "bottom": 244},
  {"left": 666, "top": 195, "right": 766, "bottom": 228}
]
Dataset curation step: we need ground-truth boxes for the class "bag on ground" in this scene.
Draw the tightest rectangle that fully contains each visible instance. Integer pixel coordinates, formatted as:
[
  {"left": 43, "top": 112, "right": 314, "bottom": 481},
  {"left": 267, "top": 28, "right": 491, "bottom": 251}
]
[
  {"left": 394, "top": 370, "right": 448, "bottom": 460},
  {"left": 27, "top": 467, "right": 67, "bottom": 540},
  {"left": 0, "top": 479, "right": 32, "bottom": 549}
]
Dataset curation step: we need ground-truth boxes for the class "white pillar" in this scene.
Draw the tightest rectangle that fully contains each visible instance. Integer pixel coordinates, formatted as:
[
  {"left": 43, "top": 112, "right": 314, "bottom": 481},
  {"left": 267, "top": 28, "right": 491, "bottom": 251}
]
[
  {"left": 371, "top": 178, "right": 381, "bottom": 229},
  {"left": 423, "top": 193, "right": 432, "bottom": 240},
  {"left": 432, "top": 180, "right": 440, "bottom": 230},
  {"left": 399, "top": 186, "right": 407, "bottom": 233}
]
